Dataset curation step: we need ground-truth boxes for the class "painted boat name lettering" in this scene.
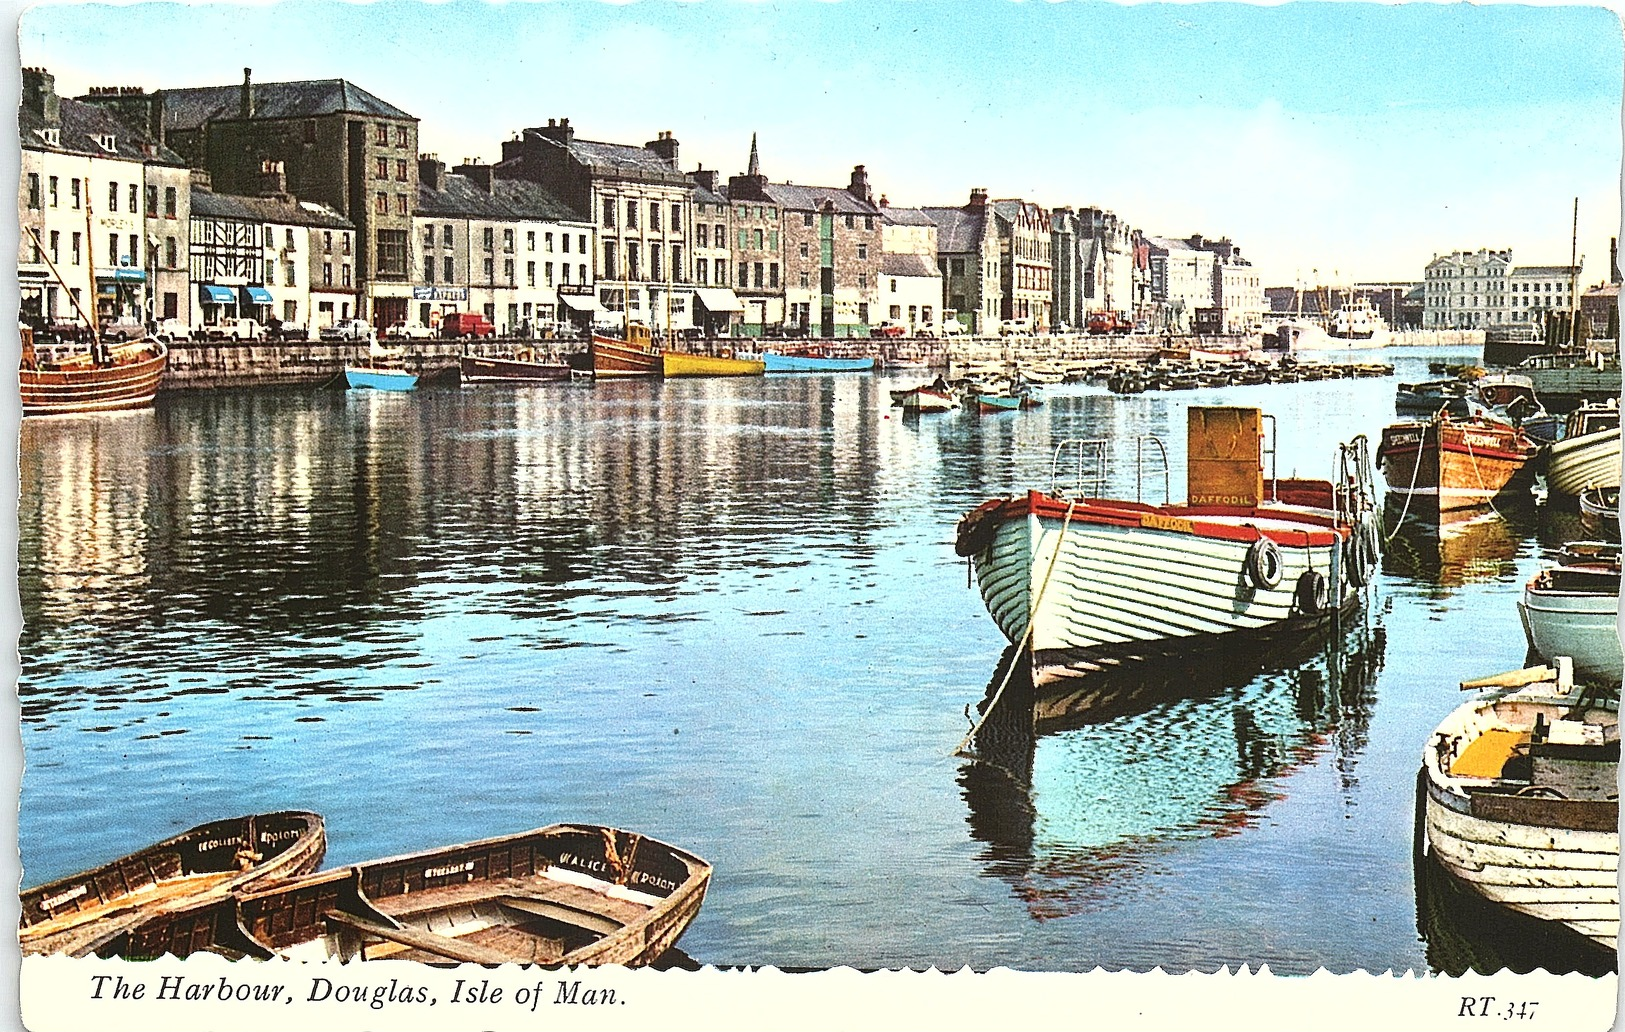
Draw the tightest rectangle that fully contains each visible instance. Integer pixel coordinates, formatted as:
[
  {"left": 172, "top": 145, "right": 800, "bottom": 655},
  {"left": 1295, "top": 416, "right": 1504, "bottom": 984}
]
[
  {"left": 40, "top": 884, "right": 87, "bottom": 909},
  {"left": 1140, "top": 513, "right": 1196, "bottom": 533},
  {"left": 196, "top": 837, "right": 242, "bottom": 852},
  {"left": 424, "top": 861, "right": 475, "bottom": 879},
  {"left": 631, "top": 871, "right": 678, "bottom": 891},
  {"left": 557, "top": 851, "right": 611, "bottom": 874},
  {"left": 259, "top": 829, "right": 301, "bottom": 845},
  {"left": 1461, "top": 433, "right": 1503, "bottom": 449},
  {"left": 1388, "top": 432, "right": 1422, "bottom": 447}
]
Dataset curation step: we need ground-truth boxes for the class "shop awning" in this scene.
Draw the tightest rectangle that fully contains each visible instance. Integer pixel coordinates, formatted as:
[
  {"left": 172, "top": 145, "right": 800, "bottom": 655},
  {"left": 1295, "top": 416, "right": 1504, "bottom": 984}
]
[
  {"left": 692, "top": 287, "right": 744, "bottom": 313},
  {"left": 241, "top": 286, "right": 275, "bottom": 304},
  {"left": 558, "top": 293, "right": 607, "bottom": 315},
  {"left": 199, "top": 284, "right": 235, "bottom": 304}
]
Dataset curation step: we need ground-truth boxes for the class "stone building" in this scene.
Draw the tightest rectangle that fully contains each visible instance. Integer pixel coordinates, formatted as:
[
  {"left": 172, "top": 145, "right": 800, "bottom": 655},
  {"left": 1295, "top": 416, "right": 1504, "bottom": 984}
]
[
  {"left": 20, "top": 68, "right": 189, "bottom": 333},
  {"left": 1423, "top": 248, "right": 1512, "bottom": 329},
  {"left": 1508, "top": 264, "right": 1583, "bottom": 328},
  {"left": 411, "top": 158, "right": 593, "bottom": 337},
  {"left": 922, "top": 190, "right": 1002, "bottom": 335},
  {"left": 763, "top": 165, "right": 885, "bottom": 338},
  {"left": 723, "top": 136, "right": 786, "bottom": 336},
  {"left": 1144, "top": 235, "right": 1217, "bottom": 332},
  {"left": 495, "top": 119, "right": 694, "bottom": 335},
  {"left": 1077, "top": 206, "right": 1137, "bottom": 319},
  {"left": 686, "top": 167, "right": 742, "bottom": 335},
  {"left": 992, "top": 199, "right": 1053, "bottom": 331},
  {"left": 84, "top": 70, "right": 421, "bottom": 329},
  {"left": 1049, "top": 208, "right": 1082, "bottom": 332}
]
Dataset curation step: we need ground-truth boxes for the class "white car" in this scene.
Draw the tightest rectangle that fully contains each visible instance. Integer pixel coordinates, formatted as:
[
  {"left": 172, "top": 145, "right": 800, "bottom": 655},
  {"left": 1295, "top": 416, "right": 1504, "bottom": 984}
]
[
  {"left": 151, "top": 319, "right": 190, "bottom": 342},
  {"left": 998, "top": 318, "right": 1033, "bottom": 337},
  {"left": 321, "top": 319, "right": 374, "bottom": 342},
  {"left": 385, "top": 322, "right": 434, "bottom": 340},
  {"left": 205, "top": 318, "right": 264, "bottom": 341}
]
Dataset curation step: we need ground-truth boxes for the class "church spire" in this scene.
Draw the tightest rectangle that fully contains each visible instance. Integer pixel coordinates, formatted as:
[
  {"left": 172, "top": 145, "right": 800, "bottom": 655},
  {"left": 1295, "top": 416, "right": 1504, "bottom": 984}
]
[{"left": 747, "top": 132, "right": 760, "bottom": 177}]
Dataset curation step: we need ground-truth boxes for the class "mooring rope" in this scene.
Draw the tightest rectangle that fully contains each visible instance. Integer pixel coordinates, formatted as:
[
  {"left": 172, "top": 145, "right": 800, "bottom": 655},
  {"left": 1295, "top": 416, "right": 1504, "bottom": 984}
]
[
  {"left": 1383, "top": 414, "right": 1431, "bottom": 542},
  {"left": 953, "top": 496, "right": 1081, "bottom": 759}
]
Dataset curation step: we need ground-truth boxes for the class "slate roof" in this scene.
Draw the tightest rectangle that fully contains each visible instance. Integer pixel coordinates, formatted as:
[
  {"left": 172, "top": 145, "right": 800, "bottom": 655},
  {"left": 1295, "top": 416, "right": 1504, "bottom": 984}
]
[
  {"left": 761, "top": 181, "right": 880, "bottom": 216},
  {"left": 692, "top": 184, "right": 728, "bottom": 208},
  {"left": 562, "top": 139, "right": 690, "bottom": 186},
  {"left": 920, "top": 207, "right": 986, "bottom": 253},
  {"left": 190, "top": 187, "right": 353, "bottom": 229},
  {"left": 881, "top": 253, "right": 939, "bottom": 278},
  {"left": 1512, "top": 266, "right": 1581, "bottom": 277},
  {"left": 881, "top": 206, "right": 935, "bottom": 227},
  {"left": 1078, "top": 238, "right": 1099, "bottom": 267},
  {"left": 416, "top": 173, "right": 587, "bottom": 223},
  {"left": 158, "top": 79, "right": 413, "bottom": 131},
  {"left": 20, "top": 95, "right": 186, "bottom": 166},
  {"left": 1144, "top": 235, "right": 1199, "bottom": 254}
]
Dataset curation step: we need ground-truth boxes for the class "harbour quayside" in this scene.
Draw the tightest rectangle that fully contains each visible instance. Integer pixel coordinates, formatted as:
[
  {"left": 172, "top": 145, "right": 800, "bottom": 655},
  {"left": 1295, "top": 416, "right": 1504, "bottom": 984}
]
[
  {"left": 953, "top": 406, "right": 1381, "bottom": 693},
  {"left": 99, "top": 823, "right": 711, "bottom": 967}
]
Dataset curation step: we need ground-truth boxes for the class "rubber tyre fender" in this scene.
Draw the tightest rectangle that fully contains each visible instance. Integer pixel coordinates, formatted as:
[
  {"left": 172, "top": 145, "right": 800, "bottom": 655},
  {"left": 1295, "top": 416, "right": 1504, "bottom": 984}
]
[
  {"left": 1295, "top": 569, "right": 1329, "bottom": 615},
  {"left": 1244, "top": 536, "right": 1284, "bottom": 590},
  {"left": 955, "top": 501, "right": 1004, "bottom": 558},
  {"left": 1345, "top": 528, "right": 1372, "bottom": 588}
]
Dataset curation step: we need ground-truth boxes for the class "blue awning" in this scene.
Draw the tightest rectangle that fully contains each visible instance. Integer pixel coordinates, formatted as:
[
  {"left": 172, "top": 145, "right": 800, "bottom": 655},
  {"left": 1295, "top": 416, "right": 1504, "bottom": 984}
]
[
  {"left": 199, "top": 284, "right": 235, "bottom": 304},
  {"left": 242, "top": 286, "right": 275, "bottom": 304}
]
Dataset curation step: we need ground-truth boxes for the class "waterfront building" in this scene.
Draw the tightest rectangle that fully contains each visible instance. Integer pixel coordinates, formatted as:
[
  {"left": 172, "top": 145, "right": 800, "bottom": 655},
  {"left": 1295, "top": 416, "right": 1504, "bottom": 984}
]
[
  {"left": 190, "top": 173, "right": 354, "bottom": 334},
  {"left": 1508, "top": 264, "right": 1583, "bottom": 328},
  {"left": 85, "top": 70, "right": 421, "bottom": 330},
  {"left": 922, "top": 190, "right": 1003, "bottom": 335},
  {"left": 1077, "top": 206, "right": 1137, "bottom": 320},
  {"left": 495, "top": 119, "right": 694, "bottom": 334},
  {"left": 686, "top": 167, "right": 742, "bottom": 336},
  {"left": 19, "top": 68, "right": 186, "bottom": 333},
  {"left": 992, "top": 199, "right": 1053, "bottom": 332},
  {"left": 1423, "top": 248, "right": 1512, "bottom": 329},
  {"left": 760, "top": 165, "right": 884, "bottom": 338},
  {"left": 1144, "top": 235, "right": 1217, "bottom": 332},
  {"left": 721, "top": 136, "right": 785, "bottom": 336},
  {"left": 1050, "top": 208, "right": 1082, "bottom": 332},
  {"left": 1189, "top": 236, "right": 1264, "bottom": 334},
  {"left": 879, "top": 202, "right": 943, "bottom": 335},
  {"left": 412, "top": 158, "right": 591, "bottom": 337}
]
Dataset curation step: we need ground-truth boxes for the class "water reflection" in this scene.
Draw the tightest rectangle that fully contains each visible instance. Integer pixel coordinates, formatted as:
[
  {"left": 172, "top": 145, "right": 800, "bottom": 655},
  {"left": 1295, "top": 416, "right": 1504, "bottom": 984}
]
[
  {"left": 1380, "top": 501, "right": 1536, "bottom": 590},
  {"left": 960, "top": 618, "right": 1386, "bottom": 921}
]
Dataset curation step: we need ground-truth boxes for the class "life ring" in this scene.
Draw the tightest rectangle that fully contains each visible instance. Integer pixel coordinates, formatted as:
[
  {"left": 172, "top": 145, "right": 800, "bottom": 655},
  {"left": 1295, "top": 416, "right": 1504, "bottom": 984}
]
[
  {"left": 955, "top": 501, "right": 1004, "bottom": 557},
  {"left": 1244, "top": 537, "right": 1283, "bottom": 590},
  {"left": 1295, "top": 569, "right": 1329, "bottom": 615}
]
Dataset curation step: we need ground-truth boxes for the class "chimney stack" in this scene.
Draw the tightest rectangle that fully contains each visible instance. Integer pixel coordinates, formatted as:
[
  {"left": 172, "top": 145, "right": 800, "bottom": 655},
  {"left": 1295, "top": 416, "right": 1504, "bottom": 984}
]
[
  {"left": 646, "top": 130, "right": 679, "bottom": 167},
  {"left": 419, "top": 155, "right": 445, "bottom": 192},
  {"left": 689, "top": 168, "right": 719, "bottom": 194},
  {"left": 22, "top": 68, "right": 59, "bottom": 126},
  {"left": 967, "top": 188, "right": 988, "bottom": 210},
  {"left": 239, "top": 67, "right": 254, "bottom": 120},
  {"left": 454, "top": 160, "right": 493, "bottom": 193},
  {"left": 847, "top": 164, "right": 872, "bottom": 205},
  {"left": 257, "top": 159, "right": 290, "bottom": 200},
  {"left": 535, "top": 117, "right": 574, "bottom": 148}
]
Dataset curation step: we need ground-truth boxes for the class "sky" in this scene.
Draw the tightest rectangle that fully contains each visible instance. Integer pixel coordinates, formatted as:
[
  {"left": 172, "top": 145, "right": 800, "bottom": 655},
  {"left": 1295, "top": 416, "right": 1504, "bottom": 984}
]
[{"left": 15, "top": 0, "right": 1625, "bottom": 288}]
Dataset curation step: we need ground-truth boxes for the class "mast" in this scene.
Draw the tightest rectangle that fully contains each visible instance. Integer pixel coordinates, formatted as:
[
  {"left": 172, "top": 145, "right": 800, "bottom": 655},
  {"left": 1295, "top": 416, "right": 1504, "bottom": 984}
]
[
  {"left": 1567, "top": 196, "right": 1580, "bottom": 348},
  {"left": 24, "top": 226, "right": 99, "bottom": 338},
  {"left": 665, "top": 236, "right": 673, "bottom": 345},
  {"left": 84, "top": 164, "right": 103, "bottom": 351}
]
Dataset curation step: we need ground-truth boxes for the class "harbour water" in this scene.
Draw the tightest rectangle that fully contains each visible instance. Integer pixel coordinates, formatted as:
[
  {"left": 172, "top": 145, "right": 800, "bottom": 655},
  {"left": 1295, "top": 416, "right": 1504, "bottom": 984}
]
[{"left": 16, "top": 346, "right": 1613, "bottom": 975}]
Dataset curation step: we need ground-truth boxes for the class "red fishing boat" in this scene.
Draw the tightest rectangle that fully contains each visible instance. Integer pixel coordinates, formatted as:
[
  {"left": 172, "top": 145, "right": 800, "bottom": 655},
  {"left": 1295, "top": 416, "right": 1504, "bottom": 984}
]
[
  {"left": 1376, "top": 416, "right": 1540, "bottom": 514},
  {"left": 589, "top": 322, "right": 662, "bottom": 378}
]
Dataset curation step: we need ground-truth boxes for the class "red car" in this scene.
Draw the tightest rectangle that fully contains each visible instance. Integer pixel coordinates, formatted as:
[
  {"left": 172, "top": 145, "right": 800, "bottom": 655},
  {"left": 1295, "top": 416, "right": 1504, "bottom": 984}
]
[
  {"left": 870, "top": 322, "right": 906, "bottom": 338},
  {"left": 441, "top": 312, "right": 495, "bottom": 339}
]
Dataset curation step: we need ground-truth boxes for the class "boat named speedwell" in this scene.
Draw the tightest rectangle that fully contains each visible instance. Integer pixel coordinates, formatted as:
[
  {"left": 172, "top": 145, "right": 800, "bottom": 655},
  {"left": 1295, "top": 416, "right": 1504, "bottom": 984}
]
[{"left": 954, "top": 406, "right": 1380, "bottom": 688}]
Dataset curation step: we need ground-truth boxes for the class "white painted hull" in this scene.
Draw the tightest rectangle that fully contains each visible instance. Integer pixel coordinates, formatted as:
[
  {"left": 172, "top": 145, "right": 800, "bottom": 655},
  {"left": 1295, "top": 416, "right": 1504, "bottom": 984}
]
[
  {"left": 1421, "top": 681, "right": 1619, "bottom": 951},
  {"left": 973, "top": 513, "right": 1346, "bottom": 661},
  {"left": 1518, "top": 591, "right": 1623, "bottom": 683},
  {"left": 1547, "top": 427, "right": 1622, "bottom": 496}
]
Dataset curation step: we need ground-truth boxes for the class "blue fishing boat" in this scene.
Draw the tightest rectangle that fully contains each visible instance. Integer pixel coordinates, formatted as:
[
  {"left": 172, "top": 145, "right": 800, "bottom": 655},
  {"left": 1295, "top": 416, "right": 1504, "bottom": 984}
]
[
  {"left": 760, "top": 351, "right": 875, "bottom": 373},
  {"left": 345, "top": 365, "right": 418, "bottom": 391}
]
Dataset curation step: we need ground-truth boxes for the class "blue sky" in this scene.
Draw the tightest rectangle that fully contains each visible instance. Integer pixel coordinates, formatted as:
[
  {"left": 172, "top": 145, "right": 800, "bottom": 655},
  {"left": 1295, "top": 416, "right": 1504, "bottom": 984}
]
[{"left": 18, "top": 1, "right": 1624, "bottom": 286}]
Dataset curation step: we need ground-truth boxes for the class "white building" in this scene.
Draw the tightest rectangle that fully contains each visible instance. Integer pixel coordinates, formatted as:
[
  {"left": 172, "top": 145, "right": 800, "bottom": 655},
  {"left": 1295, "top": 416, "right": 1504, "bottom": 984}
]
[
  {"left": 19, "top": 69, "right": 181, "bottom": 334},
  {"left": 1509, "top": 264, "right": 1583, "bottom": 327},
  {"left": 1423, "top": 248, "right": 1512, "bottom": 329},
  {"left": 1146, "top": 236, "right": 1217, "bottom": 332},
  {"left": 880, "top": 253, "right": 943, "bottom": 334}
]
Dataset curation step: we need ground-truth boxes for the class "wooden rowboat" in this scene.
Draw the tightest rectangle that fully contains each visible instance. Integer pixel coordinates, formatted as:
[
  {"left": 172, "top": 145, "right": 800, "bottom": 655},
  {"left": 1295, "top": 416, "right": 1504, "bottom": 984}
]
[
  {"left": 102, "top": 823, "right": 711, "bottom": 967},
  {"left": 1516, "top": 544, "right": 1623, "bottom": 685},
  {"left": 661, "top": 351, "right": 765, "bottom": 378},
  {"left": 460, "top": 349, "right": 573, "bottom": 384},
  {"left": 20, "top": 811, "right": 326, "bottom": 957},
  {"left": 20, "top": 330, "right": 168, "bottom": 417},
  {"left": 1547, "top": 400, "right": 1621, "bottom": 498}
]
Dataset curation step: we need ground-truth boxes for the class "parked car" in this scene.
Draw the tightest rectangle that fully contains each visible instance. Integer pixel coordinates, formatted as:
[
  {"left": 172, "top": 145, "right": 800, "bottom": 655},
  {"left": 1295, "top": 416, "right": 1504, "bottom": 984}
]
[
  {"left": 441, "top": 312, "right": 495, "bottom": 339},
  {"left": 871, "top": 321, "right": 907, "bottom": 339},
  {"left": 150, "top": 318, "right": 191, "bottom": 342},
  {"left": 385, "top": 322, "right": 435, "bottom": 340},
  {"left": 204, "top": 318, "right": 265, "bottom": 341},
  {"left": 266, "top": 320, "right": 310, "bottom": 342},
  {"left": 998, "top": 318, "right": 1033, "bottom": 337},
  {"left": 100, "top": 317, "right": 146, "bottom": 342},
  {"left": 320, "top": 319, "right": 374, "bottom": 342},
  {"left": 939, "top": 312, "right": 968, "bottom": 337}
]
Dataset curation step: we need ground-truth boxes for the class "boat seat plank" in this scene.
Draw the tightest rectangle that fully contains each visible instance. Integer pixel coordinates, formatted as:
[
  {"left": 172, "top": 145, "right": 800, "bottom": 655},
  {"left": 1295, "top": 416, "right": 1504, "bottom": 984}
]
[
  {"left": 1451, "top": 729, "right": 1531, "bottom": 779},
  {"left": 370, "top": 876, "right": 649, "bottom": 927},
  {"left": 322, "top": 910, "right": 516, "bottom": 965}
]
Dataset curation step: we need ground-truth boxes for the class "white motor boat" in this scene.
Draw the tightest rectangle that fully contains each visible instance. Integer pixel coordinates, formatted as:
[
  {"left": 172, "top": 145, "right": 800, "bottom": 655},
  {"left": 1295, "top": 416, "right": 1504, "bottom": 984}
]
[
  {"left": 1517, "top": 542, "right": 1622, "bottom": 684},
  {"left": 1420, "top": 658, "right": 1618, "bottom": 953},
  {"left": 1546, "top": 399, "right": 1621, "bottom": 498}
]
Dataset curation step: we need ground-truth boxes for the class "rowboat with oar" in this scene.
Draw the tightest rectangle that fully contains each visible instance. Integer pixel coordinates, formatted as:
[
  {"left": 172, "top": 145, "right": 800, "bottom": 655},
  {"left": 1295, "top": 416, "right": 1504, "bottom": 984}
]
[
  {"left": 20, "top": 812, "right": 326, "bottom": 957},
  {"left": 1420, "top": 659, "right": 1618, "bottom": 954},
  {"left": 953, "top": 406, "right": 1380, "bottom": 689},
  {"left": 101, "top": 824, "right": 711, "bottom": 967}
]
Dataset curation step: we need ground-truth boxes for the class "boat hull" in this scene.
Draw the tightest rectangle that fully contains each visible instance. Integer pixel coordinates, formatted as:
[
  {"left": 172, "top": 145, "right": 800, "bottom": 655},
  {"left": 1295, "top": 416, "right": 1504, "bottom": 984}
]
[
  {"left": 345, "top": 366, "right": 418, "bottom": 391},
  {"left": 591, "top": 335, "right": 662, "bottom": 378},
  {"left": 761, "top": 352, "right": 875, "bottom": 373},
  {"left": 20, "top": 341, "right": 168, "bottom": 416},
  {"left": 1547, "top": 427, "right": 1622, "bottom": 497},
  {"left": 19, "top": 811, "right": 326, "bottom": 957},
  {"left": 1421, "top": 682, "right": 1619, "bottom": 951},
  {"left": 661, "top": 352, "right": 765, "bottom": 377},
  {"left": 1577, "top": 487, "right": 1619, "bottom": 539},
  {"left": 898, "top": 387, "right": 956, "bottom": 412},
  {"left": 1377, "top": 420, "right": 1538, "bottom": 513},
  {"left": 966, "top": 491, "right": 1360, "bottom": 688},
  {"left": 459, "top": 354, "right": 572, "bottom": 383},
  {"left": 1518, "top": 588, "right": 1623, "bottom": 684}
]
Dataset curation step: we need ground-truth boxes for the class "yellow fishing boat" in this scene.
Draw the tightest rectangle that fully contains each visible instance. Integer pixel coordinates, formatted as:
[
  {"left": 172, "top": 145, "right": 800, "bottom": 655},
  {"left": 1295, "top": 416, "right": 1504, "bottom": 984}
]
[{"left": 661, "top": 351, "right": 765, "bottom": 378}]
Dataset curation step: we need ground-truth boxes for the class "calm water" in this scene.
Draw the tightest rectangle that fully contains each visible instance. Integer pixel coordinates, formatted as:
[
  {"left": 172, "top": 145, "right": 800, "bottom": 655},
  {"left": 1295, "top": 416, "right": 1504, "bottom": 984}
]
[{"left": 16, "top": 347, "right": 1611, "bottom": 974}]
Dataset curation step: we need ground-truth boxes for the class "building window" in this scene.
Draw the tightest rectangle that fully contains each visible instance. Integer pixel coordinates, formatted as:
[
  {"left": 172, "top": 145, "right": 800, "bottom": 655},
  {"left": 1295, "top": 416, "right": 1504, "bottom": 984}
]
[
  {"left": 738, "top": 228, "right": 748, "bottom": 249},
  {"left": 48, "top": 176, "right": 57, "bottom": 207},
  {"left": 890, "top": 305, "right": 901, "bottom": 320},
  {"left": 769, "top": 263, "right": 779, "bottom": 288},
  {"left": 164, "top": 186, "right": 176, "bottom": 217},
  {"left": 858, "top": 302, "right": 869, "bottom": 323},
  {"left": 627, "top": 243, "right": 640, "bottom": 279},
  {"left": 425, "top": 258, "right": 435, "bottom": 284},
  {"left": 800, "top": 243, "right": 809, "bottom": 259},
  {"left": 560, "top": 264, "right": 571, "bottom": 285},
  {"left": 650, "top": 202, "right": 661, "bottom": 231},
  {"left": 70, "top": 232, "right": 80, "bottom": 265},
  {"left": 626, "top": 200, "right": 638, "bottom": 230},
  {"left": 483, "top": 227, "right": 494, "bottom": 252},
  {"left": 602, "top": 204, "right": 614, "bottom": 229},
  {"left": 483, "top": 257, "right": 494, "bottom": 281},
  {"left": 107, "top": 233, "right": 118, "bottom": 265},
  {"left": 46, "top": 230, "right": 57, "bottom": 261},
  {"left": 129, "top": 183, "right": 138, "bottom": 212},
  {"left": 547, "top": 261, "right": 556, "bottom": 285},
  {"left": 323, "top": 262, "right": 332, "bottom": 285},
  {"left": 671, "top": 245, "right": 681, "bottom": 280},
  {"left": 800, "top": 271, "right": 808, "bottom": 289},
  {"left": 844, "top": 214, "right": 854, "bottom": 229},
  {"left": 696, "top": 225, "right": 708, "bottom": 248},
  {"left": 696, "top": 258, "right": 708, "bottom": 283},
  {"left": 376, "top": 229, "right": 409, "bottom": 280},
  {"left": 738, "top": 262, "right": 748, "bottom": 286},
  {"left": 579, "top": 263, "right": 586, "bottom": 284},
  {"left": 753, "top": 229, "right": 764, "bottom": 249},
  {"left": 504, "top": 258, "right": 514, "bottom": 283},
  {"left": 164, "top": 237, "right": 176, "bottom": 267},
  {"left": 343, "top": 265, "right": 352, "bottom": 287},
  {"left": 376, "top": 157, "right": 389, "bottom": 180},
  {"left": 858, "top": 273, "right": 867, "bottom": 288},
  {"left": 803, "top": 213, "right": 813, "bottom": 227},
  {"left": 396, "top": 159, "right": 407, "bottom": 182},
  {"left": 285, "top": 262, "right": 297, "bottom": 287},
  {"left": 396, "top": 194, "right": 407, "bottom": 215},
  {"left": 375, "top": 192, "right": 387, "bottom": 214},
  {"left": 26, "top": 173, "right": 39, "bottom": 209},
  {"left": 527, "top": 261, "right": 536, "bottom": 286},
  {"left": 145, "top": 184, "right": 157, "bottom": 215},
  {"left": 376, "top": 123, "right": 390, "bottom": 145},
  {"left": 545, "top": 232, "right": 555, "bottom": 252},
  {"left": 561, "top": 233, "right": 570, "bottom": 254},
  {"left": 503, "top": 229, "right": 514, "bottom": 253},
  {"left": 424, "top": 226, "right": 435, "bottom": 249},
  {"left": 715, "top": 223, "right": 724, "bottom": 243},
  {"left": 671, "top": 203, "right": 682, "bottom": 229},
  {"left": 70, "top": 178, "right": 80, "bottom": 209},
  {"left": 651, "top": 244, "right": 662, "bottom": 281},
  {"left": 526, "top": 231, "right": 535, "bottom": 251},
  {"left": 444, "top": 256, "right": 454, "bottom": 282},
  {"left": 108, "top": 182, "right": 119, "bottom": 212},
  {"left": 857, "top": 244, "right": 868, "bottom": 260},
  {"left": 865, "top": 216, "right": 874, "bottom": 230}
]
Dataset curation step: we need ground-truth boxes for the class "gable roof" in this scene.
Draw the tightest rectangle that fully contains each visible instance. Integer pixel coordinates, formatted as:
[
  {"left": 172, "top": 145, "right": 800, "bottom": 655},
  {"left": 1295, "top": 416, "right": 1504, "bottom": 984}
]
[
  {"left": 158, "top": 79, "right": 413, "bottom": 131},
  {"left": 416, "top": 173, "right": 588, "bottom": 223},
  {"left": 882, "top": 206, "right": 936, "bottom": 227},
  {"left": 881, "top": 252, "right": 939, "bottom": 278},
  {"left": 920, "top": 207, "right": 986, "bottom": 253},
  {"left": 20, "top": 95, "right": 186, "bottom": 166},
  {"left": 190, "top": 186, "right": 353, "bottom": 229},
  {"left": 761, "top": 181, "right": 880, "bottom": 216},
  {"left": 561, "top": 138, "right": 690, "bottom": 186}
]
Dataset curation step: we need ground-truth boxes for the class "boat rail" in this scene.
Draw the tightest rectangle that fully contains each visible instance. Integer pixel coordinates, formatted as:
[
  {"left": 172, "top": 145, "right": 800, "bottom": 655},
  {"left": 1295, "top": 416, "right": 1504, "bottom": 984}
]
[
  {"left": 1334, "top": 434, "right": 1378, "bottom": 527},
  {"left": 1262, "top": 414, "right": 1279, "bottom": 502},
  {"left": 1050, "top": 436, "right": 1170, "bottom": 504}
]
